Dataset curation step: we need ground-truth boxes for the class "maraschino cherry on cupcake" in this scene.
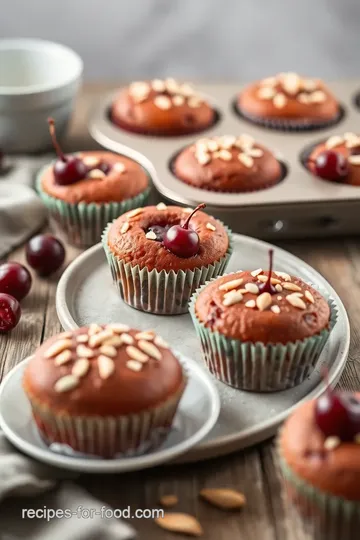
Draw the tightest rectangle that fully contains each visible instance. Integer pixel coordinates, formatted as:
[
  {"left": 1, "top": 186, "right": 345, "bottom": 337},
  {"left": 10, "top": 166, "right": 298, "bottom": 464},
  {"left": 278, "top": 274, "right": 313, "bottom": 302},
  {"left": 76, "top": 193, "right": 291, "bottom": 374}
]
[
  {"left": 36, "top": 119, "right": 150, "bottom": 247},
  {"left": 102, "top": 202, "right": 232, "bottom": 315},
  {"left": 306, "top": 132, "right": 360, "bottom": 185},
  {"left": 279, "top": 382, "right": 360, "bottom": 539}
]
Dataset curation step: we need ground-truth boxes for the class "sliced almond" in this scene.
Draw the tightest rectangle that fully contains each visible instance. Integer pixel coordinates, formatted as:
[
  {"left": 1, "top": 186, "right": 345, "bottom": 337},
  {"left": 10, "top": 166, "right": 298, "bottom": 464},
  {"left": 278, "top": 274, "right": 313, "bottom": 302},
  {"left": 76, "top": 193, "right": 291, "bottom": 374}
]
[
  {"left": 271, "top": 305, "right": 281, "bottom": 314},
  {"left": 188, "top": 97, "right": 202, "bottom": 108},
  {"left": 128, "top": 208, "right": 143, "bottom": 218},
  {"left": 154, "top": 95, "right": 172, "bottom": 110},
  {"left": 156, "top": 202, "right": 167, "bottom": 210},
  {"left": 138, "top": 340, "right": 162, "bottom": 360},
  {"left": 54, "top": 350, "right": 72, "bottom": 366},
  {"left": 251, "top": 268, "right": 263, "bottom": 277},
  {"left": 245, "top": 299, "right": 256, "bottom": 308},
  {"left": 257, "top": 275, "right": 281, "bottom": 284},
  {"left": 154, "top": 336, "right": 169, "bottom": 348},
  {"left": 302, "top": 78, "right": 317, "bottom": 91},
  {"left": 246, "top": 147, "right": 264, "bottom": 158},
  {"left": 82, "top": 156, "right": 100, "bottom": 167},
  {"left": 325, "top": 135, "right": 344, "bottom": 150},
  {"left": 135, "top": 331, "right": 155, "bottom": 341},
  {"left": 98, "top": 355, "right": 115, "bottom": 379},
  {"left": 196, "top": 152, "right": 210, "bottom": 166},
  {"left": 277, "top": 295, "right": 283, "bottom": 301},
  {"left": 245, "top": 283, "right": 259, "bottom": 294},
  {"left": 107, "top": 323, "right": 130, "bottom": 334},
  {"left": 103, "top": 335, "right": 123, "bottom": 347},
  {"left": 219, "top": 278, "right": 243, "bottom": 291},
  {"left": 219, "top": 135, "right": 236, "bottom": 149},
  {"left": 165, "top": 78, "right": 179, "bottom": 93},
  {"left": 275, "top": 284, "right": 283, "bottom": 292},
  {"left": 151, "top": 79, "right": 166, "bottom": 92},
  {"left": 72, "top": 358, "right": 90, "bottom": 378},
  {"left": 310, "top": 90, "right": 326, "bottom": 104},
  {"left": 223, "top": 290, "right": 243, "bottom": 307},
  {"left": 206, "top": 222, "right": 216, "bottom": 231},
  {"left": 88, "top": 323, "right": 102, "bottom": 335},
  {"left": 54, "top": 375, "right": 79, "bottom": 393},
  {"left": 275, "top": 271, "right": 291, "bottom": 282},
  {"left": 273, "top": 93, "right": 287, "bottom": 109},
  {"left": 155, "top": 513, "right": 203, "bottom": 537},
  {"left": 76, "top": 345, "right": 95, "bottom": 358},
  {"left": 236, "top": 134, "right": 255, "bottom": 149},
  {"left": 113, "top": 162, "right": 126, "bottom": 173},
  {"left": 305, "top": 290, "right": 315, "bottom": 304},
  {"left": 159, "top": 494, "right": 178, "bottom": 507},
  {"left": 45, "top": 339, "right": 73, "bottom": 359},
  {"left": 76, "top": 334, "right": 89, "bottom": 343},
  {"left": 282, "top": 72, "right": 300, "bottom": 95},
  {"left": 262, "top": 76, "right": 277, "bottom": 86},
  {"left": 218, "top": 149, "right": 232, "bottom": 161},
  {"left": 324, "top": 436, "right": 341, "bottom": 450},
  {"left": 126, "top": 346, "right": 149, "bottom": 363},
  {"left": 129, "top": 81, "right": 150, "bottom": 101},
  {"left": 348, "top": 155, "right": 360, "bottom": 166},
  {"left": 88, "top": 330, "right": 114, "bottom": 348},
  {"left": 99, "top": 345, "right": 117, "bottom": 357},
  {"left": 238, "top": 153, "right": 254, "bottom": 168},
  {"left": 145, "top": 231, "right": 157, "bottom": 240},
  {"left": 297, "top": 92, "right": 311, "bottom": 104},
  {"left": 120, "top": 333, "right": 134, "bottom": 345},
  {"left": 58, "top": 331, "right": 73, "bottom": 339},
  {"left": 256, "top": 292, "right": 272, "bottom": 311},
  {"left": 126, "top": 360, "right": 143, "bottom": 372},
  {"left": 286, "top": 294, "right": 306, "bottom": 310},
  {"left": 257, "top": 86, "right": 276, "bottom": 100},
  {"left": 88, "top": 169, "right": 106, "bottom": 179},
  {"left": 172, "top": 95, "right": 185, "bottom": 106},
  {"left": 199, "top": 488, "right": 246, "bottom": 510},
  {"left": 179, "top": 83, "right": 195, "bottom": 97},
  {"left": 282, "top": 282, "right": 302, "bottom": 292},
  {"left": 207, "top": 139, "right": 219, "bottom": 152},
  {"left": 120, "top": 222, "right": 130, "bottom": 234}
]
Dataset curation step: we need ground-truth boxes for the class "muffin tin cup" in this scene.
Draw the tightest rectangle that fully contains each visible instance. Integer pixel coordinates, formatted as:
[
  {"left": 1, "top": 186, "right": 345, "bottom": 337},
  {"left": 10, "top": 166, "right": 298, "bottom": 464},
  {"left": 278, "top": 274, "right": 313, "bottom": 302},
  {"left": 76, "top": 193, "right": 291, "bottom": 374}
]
[
  {"left": 26, "top": 381, "right": 186, "bottom": 459},
  {"left": 36, "top": 166, "right": 151, "bottom": 248},
  {"left": 278, "top": 442, "right": 360, "bottom": 539},
  {"left": 189, "top": 282, "right": 338, "bottom": 392},
  {"left": 234, "top": 102, "right": 345, "bottom": 132},
  {"left": 101, "top": 222, "right": 233, "bottom": 315}
]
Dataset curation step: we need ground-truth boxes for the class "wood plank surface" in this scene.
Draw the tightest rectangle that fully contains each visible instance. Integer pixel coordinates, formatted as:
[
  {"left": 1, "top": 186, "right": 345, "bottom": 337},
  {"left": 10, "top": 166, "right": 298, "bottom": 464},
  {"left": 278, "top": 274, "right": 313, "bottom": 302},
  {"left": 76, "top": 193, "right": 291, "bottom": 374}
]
[{"left": 0, "top": 85, "right": 359, "bottom": 539}]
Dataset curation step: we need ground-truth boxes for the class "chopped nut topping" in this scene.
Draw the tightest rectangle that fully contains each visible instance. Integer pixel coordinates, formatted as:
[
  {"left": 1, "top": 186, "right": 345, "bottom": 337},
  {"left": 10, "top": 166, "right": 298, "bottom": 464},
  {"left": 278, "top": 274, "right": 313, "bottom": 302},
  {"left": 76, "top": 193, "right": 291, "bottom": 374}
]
[
  {"left": 179, "top": 83, "right": 194, "bottom": 96},
  {"left": 135, "top": 331, "right": 155, "bottom": 341},
  {"left": 138, "top": 340, "right": 162, "bottom": 360},
  {"left": 305, "top": 290, "right": 315, "bottom": 304},
  {"left": 302, "top": 78, "right": 317, "bottom": 91},
  {"left": 219, "top": 278, "right": 243, "bottom": 291},
  {"left": 146, "top": 231, "right": 157, "bottom": 240},
  {"left": 107, "top": 323, "right": 130, "bottom": 334},
  {"left": 89, "top": 323, "right": 102, "bottom": 335},
  {"left": 54, "top": 350, "right": 72, "bottom": 366},
  {"left": 154, "top": 336, "right": 169, "bottom": 348},
  {"left": 72, "top": 358, "right": 90, "bottom": 378},
  {"left": 257, "top": 87, "right": 276, "bottom": 100},
  {"left": 286, "top": 294, "right": 306, "bottom": 310},
  {"left": 257, "top": 275, "right": 281, "bottom": 284},
  {"left": 247, "top": 148, "right": 264, "bottom": 158},
  {"left": 188, "top": 97, "right": 202, "bottom": 108},
  {"left": 172, "top": 95, "right": 185, "bottom": 106},
  {"left": 277, "top": 296, "right": 283, "bottom": 301},
  {"left": 324, "top": 436, "right": 341, "bottom": 450},
  {"left": 99, "top": 345, "right": 117, "bottom": 357},
  {"left": 77, "top": 334, "right": 89, "bottom": 343},
  {"left": 218, "top": 149, "right": 232, "bottom": 161},
  {"left": 45, "top": 339, "right": 73, "bottom": 359},
  {"left": 297, "top": 93, "right": 310, "bottom": 104},
  {"left": 282, "top": 282, "right": 302, "bottom": 292},
  {"left": 245, "top": 283, "right": 259, "bottom": 294},
  {"left": 113, "top": 162, "right": 126, "bottom": 173},
  {"left": 238, "top": 153, "right": 254, "bottom": 168},
  {"left": 206, "top": 222, "right": 216, "bottom": 231},
  {"left": 206, "top": 139, "right": 219, "bottom": 152},
  {"left": 219, "top": 135, "right": 236, "bottom": 149},
  {"left": 282, "top": 72, "right": 300, "bottom": 95},
  {"left": 245, "top": 299, "right": 256, "bottom": 308},
  {"left": 98, "top": 355, "right": 115, "bottom": 379},
  {"left": 76, "top": 345, "right": 96, "bottom": 358},
  {"left": 197, "top": 152, "right": 211, "bottom": 166},
  {"left": 273, "top": 93, "right": 287, "bottom": 109},
  {"left": 120, "top": 222, "right": 130, "bottom": 234},
  {"left": 156, "top": 202, "right": 167, "bottom": 210},
  {"left": 165, "top": 78, "right": 179, "bottom": 93},
  {"left": 223, "top": 290, "right": 243, "bottom": 306},
  {"left": 83, "top": 156, "right": 100, "bottom": 167},
  {"left": 256, "top": 292, "right": 272, "bottom": 311},
  {"left": 325, "top": 136, "right": 344, "bottom": 150},
  {"left": 129, "top": 81, "right": 150, "bottom": 102},
  {"left": 120, "top": 333, "right": 134, "bottom": 345},
  {"left": 126, "top": 360, "right": 143, "bottom": 372},
  {"left": 89, "top": 330, "right": 114, "bottom": 348},
  {"left": 88, "top": 169, "right": 106, "bottom": 179},
  {"left": 126, "top": 346, "right": 149, "bottom": 363},
  {"left": 275, "top": 284, "right": 283, "bottom": 292},
  {"left": 151, "top": 79, "right": 166, "bottom": 92},
  {"left": 251, "top": 268, "right": 263, "bottom": 277},
  {"left": 310, "top": 90, "right": 326, "bottom": 104},
  {"left": 55, "top": 375, "right": 79, "bottom": 393},
  {"left": 154, "top": 95, "right": 172, "bottom": 110},
  {"left": 275, "top": 271, "right": 291, "bottom": 281},
  {"left": 128, "top": 208, "right": 143, "bottom": 218},
  {"left": 103, "top": 336, "right": 124, "bottom": 347},
  {"left": 271, "top": 305, "right": 281, "bottom": 314},
  {"left": 348, "top": 155, "right": 360, "bottom": 166}
]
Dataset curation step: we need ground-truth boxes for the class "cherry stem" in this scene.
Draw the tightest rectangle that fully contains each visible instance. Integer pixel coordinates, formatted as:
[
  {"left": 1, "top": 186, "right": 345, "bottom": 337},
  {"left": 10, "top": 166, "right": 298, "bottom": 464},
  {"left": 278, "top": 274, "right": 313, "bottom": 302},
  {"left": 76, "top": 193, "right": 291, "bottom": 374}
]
[
  {"left": 183, "top": 203, "right": 206, "bottom": 229},
  {"left": 265, "top": 248, "right": 274, "bottom": 289},
  {"left": 48, "top": 118, "right": 66, "bottom": 162}
]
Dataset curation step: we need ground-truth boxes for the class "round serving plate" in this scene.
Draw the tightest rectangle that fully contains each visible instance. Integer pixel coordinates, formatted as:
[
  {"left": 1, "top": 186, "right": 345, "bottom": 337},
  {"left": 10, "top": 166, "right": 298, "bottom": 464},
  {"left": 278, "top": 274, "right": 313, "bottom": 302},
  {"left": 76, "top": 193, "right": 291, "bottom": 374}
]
[
  {"left": 0, "top": 354, "right": 219, "bottom": 473},
  {"left": 56, "top": 234, "right": 350, "bottom": 463}
]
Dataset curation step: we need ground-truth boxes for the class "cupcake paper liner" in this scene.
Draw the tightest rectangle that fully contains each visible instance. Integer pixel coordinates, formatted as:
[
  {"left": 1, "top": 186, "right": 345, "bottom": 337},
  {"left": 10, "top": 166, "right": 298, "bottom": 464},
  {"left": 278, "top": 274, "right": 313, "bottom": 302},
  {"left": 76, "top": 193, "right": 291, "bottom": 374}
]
[
  {"left": 189, "top": 281, "right": 338, "bottom": 392},
  {"left": 101, "top": 222, "right": 233, "bottom": 315},
  {"left": 27, "top": 381, "right": 186, "bottom": 459},
  {"left": 278, "top": 441, "right": 360, "bottom": 539},
  {"left": 233, "top": 100, "right": 345, "bottom": 132},
  {"left": 36, "top": 165, "right": 151, "bottom": 248}
]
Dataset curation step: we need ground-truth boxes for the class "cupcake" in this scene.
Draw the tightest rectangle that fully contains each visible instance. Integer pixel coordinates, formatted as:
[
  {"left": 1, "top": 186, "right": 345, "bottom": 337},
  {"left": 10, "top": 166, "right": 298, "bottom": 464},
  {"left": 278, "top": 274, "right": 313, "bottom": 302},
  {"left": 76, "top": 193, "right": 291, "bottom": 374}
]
[
  {"left": 190, "top": 250, "right": 336, "bottom": 391},
  {"left": 37, "top": 119, "right": 150, "bottom": 247},
  {"left": 236, "top": 72, "right": 341, "bottom": 131},
  {"left": 172, "top": 134, "right": 283, "bottom": 192},
  {"left": 110, "top": 78, "right": 217, "bottom": 136},
  {"left": 23, "top": 325, "right": 186, "bottom": 458},
  {"left": 278, "top": 388, "right": 360, "bottom": 538},
  {"left": 102, "top": 203, "right": 232, "bottom": 315},
  {"left": 306, "top": 132, "right": 360, "bottom": 185}
]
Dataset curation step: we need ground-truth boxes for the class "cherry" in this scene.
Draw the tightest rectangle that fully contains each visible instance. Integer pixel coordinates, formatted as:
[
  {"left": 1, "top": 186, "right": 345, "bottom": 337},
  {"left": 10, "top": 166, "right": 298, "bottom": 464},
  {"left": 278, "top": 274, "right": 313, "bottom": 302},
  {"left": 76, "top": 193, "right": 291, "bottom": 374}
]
[
  {"left": 311, "top": 150, "right": 349, "bottom": 181},
  {"left": 163, "top": 204, "right": 206, "bottom": 258},
  {"left": 258, "top": 249, "right": 276, "bottom": 294},
  {"left": 48, "top": 118, "right": 87, "bottom": 185},
  {"left": 26, "top": 235, "right": 65, "bottom": 277},
  {"left": 0, "top": 293, "right": 21, "bottom": 333},
  {"left": 0, "top": 262, "right": 32, "bottom": 301}
]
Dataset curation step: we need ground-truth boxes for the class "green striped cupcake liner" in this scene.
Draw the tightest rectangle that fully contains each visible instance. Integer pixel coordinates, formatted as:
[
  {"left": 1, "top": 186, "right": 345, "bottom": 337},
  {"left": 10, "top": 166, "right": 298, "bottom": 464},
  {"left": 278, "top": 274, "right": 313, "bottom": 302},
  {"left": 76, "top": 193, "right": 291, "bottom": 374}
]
[
  {"left": 36, "top": 163, "right": 151, "bottom": 248},
  {"left": 101, "top": 222, "right": 233, "bottom": 315},
  {"left": 278, "top": 438, "right": 360, "bottom": 539},
  {"left": 189, "top": 280, "right": 337, "bottom": 392}
]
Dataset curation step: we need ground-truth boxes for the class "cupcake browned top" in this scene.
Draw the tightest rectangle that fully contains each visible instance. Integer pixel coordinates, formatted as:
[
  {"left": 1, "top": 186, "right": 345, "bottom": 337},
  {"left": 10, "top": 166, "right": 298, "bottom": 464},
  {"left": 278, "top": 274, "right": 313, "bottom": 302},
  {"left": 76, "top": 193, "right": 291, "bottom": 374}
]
[
  {"left": 238, "top": 72, "right": 339, "bottom": 122},
  {"left": 195, "top": 269, "right": 330, "bottom": 344},
  {"left": 280, "top": 396, "right": 360, "bottom": 501},
  {"left": 111, "top": 79, "right": 216, "bottom": 136},
  {"left": 106, "top": 204, "right": 230, "bottom": 272},
  {"left": 308, "top": 132, "right": 360, "bottom": 186},
  {"left": 173, "top": 134, "right": 282, "bottom": 192},
  {"left": 41, "top": 151, "right": 149, "bottom": 204},
  {"left": 23, "top": 325, "right": 185, "bottom": 416}
]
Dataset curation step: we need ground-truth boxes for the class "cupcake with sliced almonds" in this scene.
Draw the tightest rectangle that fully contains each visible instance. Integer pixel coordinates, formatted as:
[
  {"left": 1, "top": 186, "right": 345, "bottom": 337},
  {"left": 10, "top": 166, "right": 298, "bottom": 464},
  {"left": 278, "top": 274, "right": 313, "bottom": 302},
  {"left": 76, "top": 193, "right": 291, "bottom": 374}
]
[
  {"left": 22, "top": 324, "right": 186, "bottom": 458},
  {"left": 102, "top": 203, "right": 232, "bottom": 315},
  {"left": 190, "top": 250, "right": 337, "bottom": 391},
  {"left": 36, "top": 119, "right": 150, "bottom": 247}
]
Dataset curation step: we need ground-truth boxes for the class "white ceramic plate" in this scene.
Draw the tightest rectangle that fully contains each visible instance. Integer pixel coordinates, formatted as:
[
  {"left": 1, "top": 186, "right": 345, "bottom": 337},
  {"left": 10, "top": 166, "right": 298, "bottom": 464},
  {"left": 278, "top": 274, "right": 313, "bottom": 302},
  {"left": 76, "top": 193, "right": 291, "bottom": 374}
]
[
  {"left": 0, "top": 355, "right": 220, "bottom": 473},
  {"left": 56, "top": 234, "right": 350, "bottom": 462}
]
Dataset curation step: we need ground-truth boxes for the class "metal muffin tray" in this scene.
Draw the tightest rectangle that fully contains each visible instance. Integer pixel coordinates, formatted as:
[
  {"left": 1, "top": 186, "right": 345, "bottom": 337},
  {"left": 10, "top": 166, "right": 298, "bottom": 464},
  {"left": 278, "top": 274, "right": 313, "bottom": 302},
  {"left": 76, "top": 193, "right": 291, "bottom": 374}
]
[{"left": 89, "top": 80, "right": 360, "bottom": 239}]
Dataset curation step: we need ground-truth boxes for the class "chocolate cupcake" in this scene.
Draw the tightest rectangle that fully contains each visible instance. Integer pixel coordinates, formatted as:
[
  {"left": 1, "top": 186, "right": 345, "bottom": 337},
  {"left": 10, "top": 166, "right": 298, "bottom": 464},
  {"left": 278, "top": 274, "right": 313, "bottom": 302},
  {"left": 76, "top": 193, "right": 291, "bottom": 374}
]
[
  {"left": 102, "top": 203, "right": 232, "bottom": 315},
  {"left": 111, "top": 78, "right": 216, "bottom": 136},
  {"left": 172, "top": 134, "right": 283, "bottom": 192},
  {"left": 23, "top": 325, "right": 186, "bottom": 458},
  {"left": 190, "top": 250, "right": 337, "bottom": 391},
  {"left": 306, "top": 132, "right": 360, "bottom": 185},
  {"left": 237, "top": 72, "right": 340, "bottom": 131},
  {"left": 37, "top": 119, "right": 150, "bottom": 247},
  {"left": 278, "top": 389, "right": 360, "bottom": 538}
]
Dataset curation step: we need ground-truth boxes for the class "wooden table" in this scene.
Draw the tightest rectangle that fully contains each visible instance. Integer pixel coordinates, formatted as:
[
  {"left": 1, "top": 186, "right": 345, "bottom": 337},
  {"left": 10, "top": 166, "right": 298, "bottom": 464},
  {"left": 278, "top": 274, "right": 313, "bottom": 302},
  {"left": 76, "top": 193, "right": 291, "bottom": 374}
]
[{"left": 1, "top": 85, "right": 359, "bottom": 540}]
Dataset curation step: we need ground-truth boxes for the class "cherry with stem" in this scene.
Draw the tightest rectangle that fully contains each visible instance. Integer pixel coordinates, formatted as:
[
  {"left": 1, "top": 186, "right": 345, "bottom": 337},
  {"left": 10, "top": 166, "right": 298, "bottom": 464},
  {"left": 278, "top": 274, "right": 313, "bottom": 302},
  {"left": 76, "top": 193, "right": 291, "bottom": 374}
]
[
  {"left": 308, "top": 150, "right": 349, "bottom": 182},
  {"left": 48, "top": 118, "right": 87, "bottom": 185},
  {"left": 163, "top": 203, "right": 206, "bottom": 258}
]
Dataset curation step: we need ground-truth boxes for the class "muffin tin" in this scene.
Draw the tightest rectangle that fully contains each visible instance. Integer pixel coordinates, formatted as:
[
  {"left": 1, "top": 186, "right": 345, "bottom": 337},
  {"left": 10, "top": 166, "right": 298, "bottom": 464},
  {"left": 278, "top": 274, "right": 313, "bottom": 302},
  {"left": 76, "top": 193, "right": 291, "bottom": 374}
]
[{"left": 89, "top": 80, "right": 360, "bottom": 240}]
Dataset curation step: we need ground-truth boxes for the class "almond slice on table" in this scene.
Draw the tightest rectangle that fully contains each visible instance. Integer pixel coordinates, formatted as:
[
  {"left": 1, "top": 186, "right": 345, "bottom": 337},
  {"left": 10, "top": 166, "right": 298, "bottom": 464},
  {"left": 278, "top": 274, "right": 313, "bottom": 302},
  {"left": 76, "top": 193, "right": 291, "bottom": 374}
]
[
  {"left": 199, "top": 488, "right": 246, "bottom": 510},
  {"left": 159, "top": 494, "right": 179, "bottom": 508},
  {"left": 154, "top": 513, "right": 203, "bottom": 537}
]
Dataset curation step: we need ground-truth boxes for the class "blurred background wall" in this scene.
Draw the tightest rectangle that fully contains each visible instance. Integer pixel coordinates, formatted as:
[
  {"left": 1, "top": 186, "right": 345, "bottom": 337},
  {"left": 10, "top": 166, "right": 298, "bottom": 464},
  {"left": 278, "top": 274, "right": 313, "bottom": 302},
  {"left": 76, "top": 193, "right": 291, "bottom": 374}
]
[{"left": 1, "top": 0, "right": 359, "bottom": 81}]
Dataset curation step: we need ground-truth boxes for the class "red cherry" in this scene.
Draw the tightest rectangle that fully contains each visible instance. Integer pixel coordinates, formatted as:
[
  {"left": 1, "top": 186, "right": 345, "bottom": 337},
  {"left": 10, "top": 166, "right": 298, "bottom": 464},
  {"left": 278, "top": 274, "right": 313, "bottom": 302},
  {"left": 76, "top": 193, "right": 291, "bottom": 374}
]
[
  {"left": 163, "top": 204, "right": 206, "bottom": 258},
  {"left": 315, "top": 391, "right": 360, "bottom": 441},
  {"left": 0, "top": 262, "right": 32, "bottom": 301},
  {"left": 312, "top": 150, "right": 349, "bottom": 181},
  {"left": 0, "top": 293, "right": 21, "bottom": 333},
  {"left": 48, "top": 118, "right": 87, "bottom": 185},
  {"left": 26, "top": 235, "right": 65, "bottom": 276},
  {"left": 258, "top": 249, "right": 276, "bottom": 295}
]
